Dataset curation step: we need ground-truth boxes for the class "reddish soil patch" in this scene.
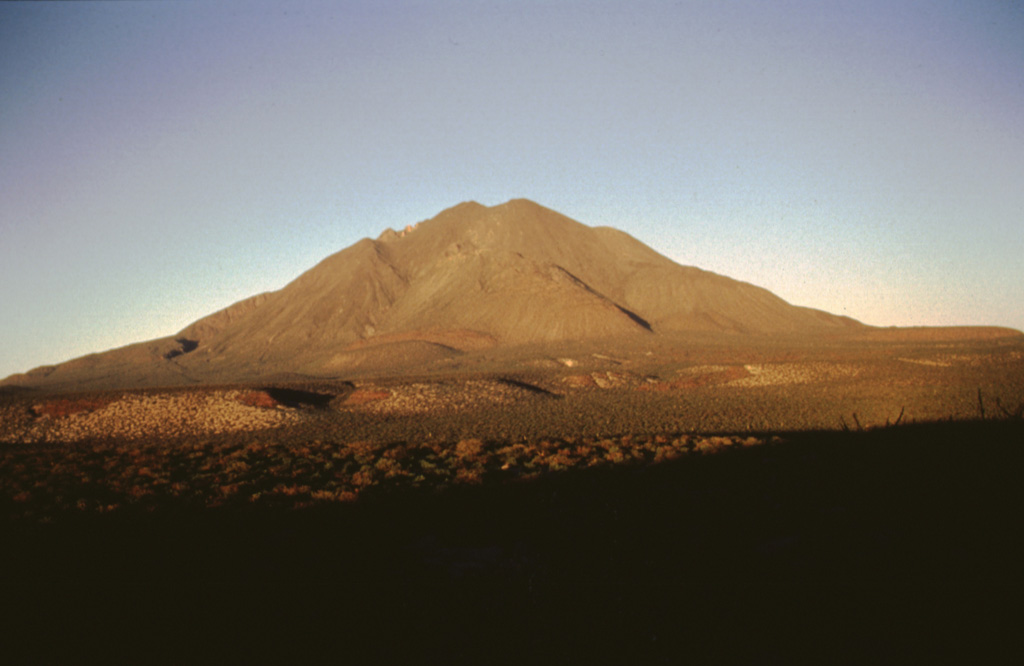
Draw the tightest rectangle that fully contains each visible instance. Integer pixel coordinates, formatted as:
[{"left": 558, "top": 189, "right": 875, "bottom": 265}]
[
  {"left": 237, "top": 391, "right": 282, "bottom": 409},
  {"left": 344, "top": 388, "right": 393, "bottom": 405},
  {"left": 33, "top": 397, "right": 116, "bottom": 419}
]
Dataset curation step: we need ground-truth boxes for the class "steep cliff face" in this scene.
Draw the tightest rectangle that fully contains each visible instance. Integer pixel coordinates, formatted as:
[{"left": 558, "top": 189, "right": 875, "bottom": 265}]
[{"left": 2, "top": 198, "right": 864, "bottom": 390}]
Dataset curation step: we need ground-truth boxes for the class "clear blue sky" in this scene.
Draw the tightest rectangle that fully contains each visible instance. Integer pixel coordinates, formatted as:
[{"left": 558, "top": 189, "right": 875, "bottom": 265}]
[{"left": 2, "top": 0, "right": 1022, "bottom": 378}]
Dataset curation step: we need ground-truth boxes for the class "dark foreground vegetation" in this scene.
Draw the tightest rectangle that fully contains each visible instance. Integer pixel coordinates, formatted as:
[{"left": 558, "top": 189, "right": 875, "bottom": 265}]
[{"left": 2, "top": 417, "right": 1023, "bottom": 663}]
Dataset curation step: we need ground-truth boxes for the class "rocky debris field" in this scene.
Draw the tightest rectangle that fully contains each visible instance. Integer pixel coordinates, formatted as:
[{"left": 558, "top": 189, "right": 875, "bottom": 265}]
[
  {"left": 339, "top": 378, "right": 550, "bottom": 415},
  {"left": 0, "top": 390, "right": 299, "bottom": 444},
  {"left": 729, "top": 361, "right": 862, "bottom": 387}
]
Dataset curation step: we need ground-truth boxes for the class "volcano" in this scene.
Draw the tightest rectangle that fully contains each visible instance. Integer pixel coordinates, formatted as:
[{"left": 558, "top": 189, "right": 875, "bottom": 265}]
[{"left": 4, "top": 199, "right": 864, "bottom": 390}]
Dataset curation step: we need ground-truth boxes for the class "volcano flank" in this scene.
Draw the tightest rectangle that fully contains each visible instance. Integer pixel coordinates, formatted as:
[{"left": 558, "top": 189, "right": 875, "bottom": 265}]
[{"left": 5, "top": 199, "right": 873, "bottom": 390}]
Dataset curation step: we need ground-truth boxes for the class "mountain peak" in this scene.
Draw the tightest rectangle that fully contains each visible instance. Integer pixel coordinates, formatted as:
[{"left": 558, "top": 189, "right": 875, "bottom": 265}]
[{"left": 2, "top": 200, "right": 865, "bottom": 390}]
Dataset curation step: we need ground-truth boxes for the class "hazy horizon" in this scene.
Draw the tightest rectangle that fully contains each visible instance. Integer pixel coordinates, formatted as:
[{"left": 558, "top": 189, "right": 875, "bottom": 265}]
[{"left": 2, "top": 0, "right": 1023, "bottom": 379}]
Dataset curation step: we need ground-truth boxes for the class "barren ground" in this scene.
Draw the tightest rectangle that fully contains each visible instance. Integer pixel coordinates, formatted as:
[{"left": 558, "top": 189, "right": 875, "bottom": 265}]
[{"left": 2, "top": 333, "right": 1023, "bottom": 663}]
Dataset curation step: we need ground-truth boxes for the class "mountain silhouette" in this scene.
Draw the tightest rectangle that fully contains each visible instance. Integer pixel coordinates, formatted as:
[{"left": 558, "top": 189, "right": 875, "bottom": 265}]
[{"left": 4, "top": 199, "right": 865, "bottom": 390}]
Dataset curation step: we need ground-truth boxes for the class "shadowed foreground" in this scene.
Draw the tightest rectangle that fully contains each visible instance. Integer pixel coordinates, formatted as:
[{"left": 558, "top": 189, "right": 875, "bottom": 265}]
[
  {"left": 3, "top": 418, "right": 1022, "bottom": 663},
  {"left": 4, "top": 419, "right": 1023, "bottom": 586}
]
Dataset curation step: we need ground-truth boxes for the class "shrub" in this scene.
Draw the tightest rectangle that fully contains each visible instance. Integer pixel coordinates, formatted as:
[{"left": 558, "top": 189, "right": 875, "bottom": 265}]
[{"left": 455, "top": 438, "right": 484, "bottom": 458}]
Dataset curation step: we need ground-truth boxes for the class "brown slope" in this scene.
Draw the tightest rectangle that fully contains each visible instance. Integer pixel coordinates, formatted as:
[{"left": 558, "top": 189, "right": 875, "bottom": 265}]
[
  {"left": 373, "top": 198, "right": 859, "bottom": 335},
  {"left": 178, "top": 200, "right": 664, "bottom": 377},
  {"left": 178, "top": 198, "right": 860, "bottom": 374},
  {"left": 183, "top": 199, "right": 857, "bottom": 352},
  {"left": 186, "top": 238, "right": 407, "bottom": 375},
  {"left": 2, "top": 293, "right": 283, "bottom": 391},
  {"left": 3, "top": 198, "right": 870, "bottom": 390},
  {"left": 371, "top": 235, "right": 651, "bottom": 344},
  {"left": 0, "top": 337, "right": 199, "bottom": 392},
  {"left": 176, "top": 292, "right": 272, "bottom": 345}
]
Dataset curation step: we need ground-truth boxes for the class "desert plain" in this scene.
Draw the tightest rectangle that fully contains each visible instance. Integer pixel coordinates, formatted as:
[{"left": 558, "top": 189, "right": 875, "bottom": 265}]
[{"left": 4, "top": 328, "right": 1023, "bottom": 448}]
